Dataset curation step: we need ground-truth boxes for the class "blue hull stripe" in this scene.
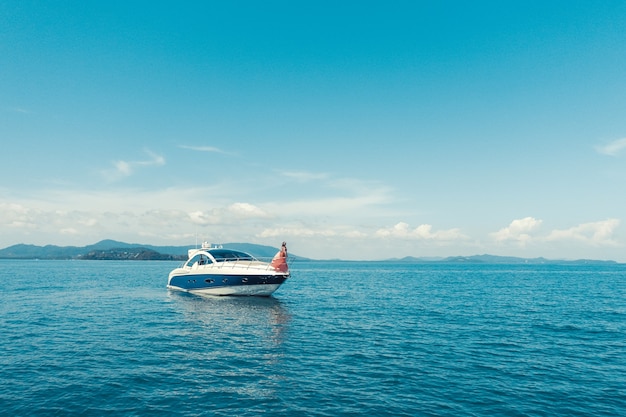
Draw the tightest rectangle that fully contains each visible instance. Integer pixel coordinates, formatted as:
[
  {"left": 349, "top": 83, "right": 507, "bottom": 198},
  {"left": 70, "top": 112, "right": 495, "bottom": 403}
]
[{"left": 169, "top": 273, "right": 287, "bottom": 291}]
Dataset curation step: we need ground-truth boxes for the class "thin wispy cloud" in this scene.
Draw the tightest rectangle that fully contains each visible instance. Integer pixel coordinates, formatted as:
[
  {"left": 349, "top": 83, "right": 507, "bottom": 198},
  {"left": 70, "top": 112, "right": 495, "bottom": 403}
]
[
  {"left": 179, "top": 145, "right": 228, "bottom": 154},
  {"left": 595, "top": 138, "right": 626, "bottom": 156},
  {"left": 258, "top": 224, "right": 370, "bottom": 240},
  {"left": 266, "top": 192, "right": 390, "bottom": 218},
  {"left": 262, "top": 170, "right": 394, "bottom": 219},
  {"left": 102, "top": 150, "right": 165, "bottom": 182},
  {"left": 279, "top": 170, "right": 330, "bottom": 181},
  {"left": 188, "top": 203, "right": 270, "bottom": 226},
  {"left": 259, "top": 226, "right": 339, "bottom": 238},
  {"left": 136, "top": 150, "right": 165, "bottom": 166}
]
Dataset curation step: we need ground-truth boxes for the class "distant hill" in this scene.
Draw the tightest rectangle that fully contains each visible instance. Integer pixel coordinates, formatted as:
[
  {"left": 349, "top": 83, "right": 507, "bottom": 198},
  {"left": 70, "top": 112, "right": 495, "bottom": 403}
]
[
  {"left": 78, "top": 248, "right": 185, "bottom": 261},
  {"left": 0, "top": 240, "right": 297, "bottom": 260},
  {"left": 0, "top": 241, "right": 618, "bottom": 263},
  {"left": 394, "top": 254, "right": 618, "bottom": 265}
]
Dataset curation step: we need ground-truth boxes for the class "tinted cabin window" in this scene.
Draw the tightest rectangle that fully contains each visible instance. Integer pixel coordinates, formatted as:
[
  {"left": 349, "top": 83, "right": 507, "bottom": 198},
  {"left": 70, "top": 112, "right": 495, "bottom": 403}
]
[{"left": 210, "top": 249, "right": 255, "bottom": 262}]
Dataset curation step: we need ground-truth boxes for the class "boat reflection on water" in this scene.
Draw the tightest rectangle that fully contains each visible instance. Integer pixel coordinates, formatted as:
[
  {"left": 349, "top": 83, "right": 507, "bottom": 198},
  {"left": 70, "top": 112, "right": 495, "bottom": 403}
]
[
  {"left": 167, "top": 290, "right": 291, "bottom": 354},
  {"left": 165, "top": 292, "right": 292, "bottom": 401}
]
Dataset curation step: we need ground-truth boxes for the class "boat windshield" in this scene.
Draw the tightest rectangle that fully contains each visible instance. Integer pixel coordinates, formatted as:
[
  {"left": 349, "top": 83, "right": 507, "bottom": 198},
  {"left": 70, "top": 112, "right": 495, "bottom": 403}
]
[
  {"left": 186, "top": 253, "right": 213, "bottom": 267},
  {"left": 210, "top": 249, "right": 256, "bottom": 262}
]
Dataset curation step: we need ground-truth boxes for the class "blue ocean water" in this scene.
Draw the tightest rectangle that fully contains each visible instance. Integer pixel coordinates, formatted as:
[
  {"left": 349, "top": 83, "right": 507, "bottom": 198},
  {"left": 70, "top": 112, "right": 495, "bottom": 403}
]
[{"left": 1, "top": 260, "right": 625, "bottom": 416}]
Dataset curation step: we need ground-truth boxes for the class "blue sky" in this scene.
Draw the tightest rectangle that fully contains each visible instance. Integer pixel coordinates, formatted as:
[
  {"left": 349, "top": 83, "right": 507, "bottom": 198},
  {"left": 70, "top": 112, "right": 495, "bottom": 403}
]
[{"left": 2, "top": 1, "right": 626, "bottom": 261}]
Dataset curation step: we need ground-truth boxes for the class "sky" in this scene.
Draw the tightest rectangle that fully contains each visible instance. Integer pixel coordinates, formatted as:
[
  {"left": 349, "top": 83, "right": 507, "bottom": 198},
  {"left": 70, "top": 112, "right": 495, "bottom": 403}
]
[{"left": 1, "top": 1, "right": 626, "bottom": 261}]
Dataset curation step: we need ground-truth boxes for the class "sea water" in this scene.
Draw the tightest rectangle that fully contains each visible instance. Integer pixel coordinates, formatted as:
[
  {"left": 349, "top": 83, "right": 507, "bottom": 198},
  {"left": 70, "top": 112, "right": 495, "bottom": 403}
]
[{"left": 0, "top": 260, "right": 624, "bottom": 416}]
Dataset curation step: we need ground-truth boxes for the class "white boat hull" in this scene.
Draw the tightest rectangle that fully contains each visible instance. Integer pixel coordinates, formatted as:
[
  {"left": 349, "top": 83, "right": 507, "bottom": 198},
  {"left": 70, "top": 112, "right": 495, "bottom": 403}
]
[
  {"left": 167, "top": 244, "right": 290, "bottom": 297},
  {"left": 173, "top": 283, "right": 282, "bottom": 297}
]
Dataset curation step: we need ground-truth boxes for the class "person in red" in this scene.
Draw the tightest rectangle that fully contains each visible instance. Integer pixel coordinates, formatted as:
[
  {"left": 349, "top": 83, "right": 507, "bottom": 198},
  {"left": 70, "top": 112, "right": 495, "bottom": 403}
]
[{"left": 271, "top": 241, "right": 289, "bottom": 272}]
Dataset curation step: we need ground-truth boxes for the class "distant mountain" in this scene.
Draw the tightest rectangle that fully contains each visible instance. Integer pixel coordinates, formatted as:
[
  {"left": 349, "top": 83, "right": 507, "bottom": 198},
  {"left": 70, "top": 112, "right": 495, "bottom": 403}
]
[
  {"left": 443, "top": 255, "right": 550, "bottom": 264},
  {"left": 78, "top": 247, "right": 185, "bottom": 261},
  {"left": 0, "top": 241, "right": 618, "bottom": 263},
  {"left": 0, "top": 243, "right": 87, "bottom": 259},
  {"left": 394, "top": 254, "right": 618, "bottom": 265},
  {"left": 395, "top": 256, "right": 445, "bottom": 262},
  {"left": 0, "top": 240, "right": 302, "bottom": 260}
]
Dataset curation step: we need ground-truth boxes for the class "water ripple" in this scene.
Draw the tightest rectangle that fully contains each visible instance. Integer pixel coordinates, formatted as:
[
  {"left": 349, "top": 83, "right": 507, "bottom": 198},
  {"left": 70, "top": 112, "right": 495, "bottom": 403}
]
[{"left": 1, "top": 260, "right": 625, "bottom": 416}]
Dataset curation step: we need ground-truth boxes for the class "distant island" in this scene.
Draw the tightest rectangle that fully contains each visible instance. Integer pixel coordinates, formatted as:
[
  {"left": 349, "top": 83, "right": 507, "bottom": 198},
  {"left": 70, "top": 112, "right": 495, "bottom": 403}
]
[
  {"left": 0, "top": 240, "right": 620, "bottom": 264},
  {"left": 78, "top": 248, "right": 185, "bottom": 261},
  {"left": 393, "top": 255, "right": 619, "bottom": 265}
]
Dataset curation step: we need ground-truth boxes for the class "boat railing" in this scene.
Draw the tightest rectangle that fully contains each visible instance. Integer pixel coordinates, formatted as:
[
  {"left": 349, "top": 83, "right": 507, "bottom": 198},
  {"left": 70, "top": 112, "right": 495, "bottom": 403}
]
[
  {"left": 179, "top": 255, "right": 292, "bottom": 271},
  {"left": 213, "top": 256, "right": 292, "bottom": 271}
]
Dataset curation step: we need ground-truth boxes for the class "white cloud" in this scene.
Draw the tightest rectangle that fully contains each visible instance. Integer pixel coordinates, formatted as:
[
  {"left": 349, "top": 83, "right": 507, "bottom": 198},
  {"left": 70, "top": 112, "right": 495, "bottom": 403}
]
[
  {"left": 596, "top": 138, "right": 626, "bottom": 156},
  {"left": 0, "top": 202, "right": 28, "bottom": 215},
  {"left": 3, "top": 178, "right": 622, "bottom": 261},
  {"left": 546, "top": 219, "right": 620, "bottom": 246},
  {"left": 264, "top": 177, "right": 393, "bottom": 219},
  {"left": 279, "top": 170, "right": 330, "bottom": 181},
  {"left": 188, "top": 210, "right": 214, "bottom": 226},
  {"left": 344, "top": 230, "right": 368, "bottom": 239},
  {"left": 270, "top": 196, "right": 381, "bottom": 217},
  {"left": 259, "top": 226, "right": 338, "bottom": 238},
  {"left": 114, "top": 161, "right": 133, "bottom": 177},
  {"left": 228, "top": 202, "right": 269, "bottom": 218},
  {"left": 102, "top": 150, "right": 165, "bottom": 181},
  {"left": 375, "top": 222, "right": 467, "bottom": 241},
  {"left": 491, "top": 217, "right": 542, "bottom": 245},
  {"left": 258, "top": 220, "right": 373, "bottom": 242},
  {"left": 79, "top": 218, "right": 98, "bottom": 227},
  {"left": 1, "top": 203, "right": 38, "bottom": 229},
  {"left": 137, "top": 150, "right": 165, "bottom": 166},
  {"left": 179, "top": 145, "right": 226, "bottom": 153},
  {"left": 188, "top": 203, "right": 269, "bottom": 226},
  {"left": 491, "top": 217, "right": 621, "bottom": 249}
]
